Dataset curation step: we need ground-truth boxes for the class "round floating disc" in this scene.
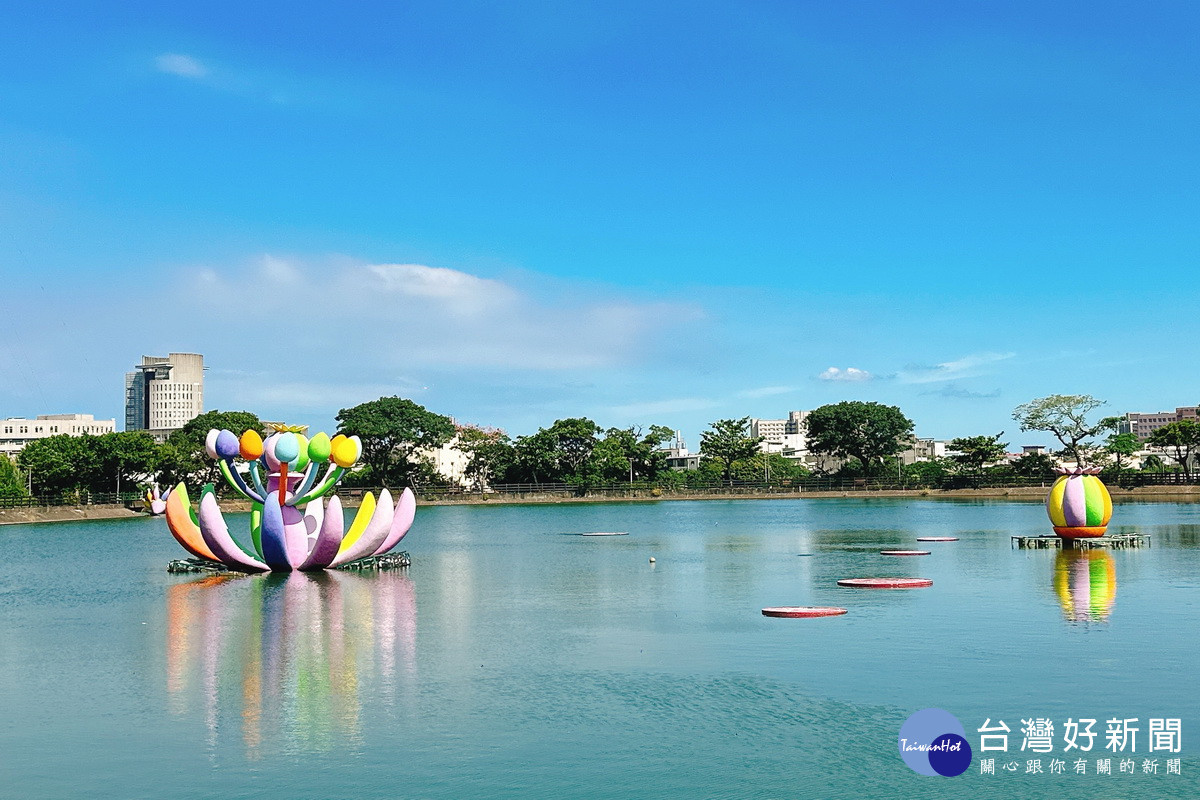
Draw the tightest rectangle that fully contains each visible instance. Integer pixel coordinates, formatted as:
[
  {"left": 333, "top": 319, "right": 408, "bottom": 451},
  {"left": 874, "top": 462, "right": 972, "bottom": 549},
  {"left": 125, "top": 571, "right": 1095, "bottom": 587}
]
[
  {"left": 915, "top": 537, "right": 959, "bottom": 542},
  {"left": 579, "top": 532, "right": 628, "bottom": 536},
  {"left": 762, "top": 606, "right": 848, "bottom": 618},
  {"left": 837, "top": 577, "right": 933, "bottom": 589},
  {"left": 880, "top": 550, "right": 931, "bottom": 556}
]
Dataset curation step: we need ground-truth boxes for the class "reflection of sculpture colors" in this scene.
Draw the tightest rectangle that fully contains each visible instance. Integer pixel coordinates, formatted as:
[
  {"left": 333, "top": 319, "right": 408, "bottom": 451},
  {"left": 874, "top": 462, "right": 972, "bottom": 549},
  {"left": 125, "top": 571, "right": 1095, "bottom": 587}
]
[
  {"left": 165, "top": 428, "right": 415, "bottom": 572},
  {"left": 1045, "top": 467, "right": 1112, "bottom": 538},
  {"left": 166, "top": 570, "right": 417, "bottom": 755},
  {"left": 1053, "top": 550, "right": 1117, "bottom": 622}
]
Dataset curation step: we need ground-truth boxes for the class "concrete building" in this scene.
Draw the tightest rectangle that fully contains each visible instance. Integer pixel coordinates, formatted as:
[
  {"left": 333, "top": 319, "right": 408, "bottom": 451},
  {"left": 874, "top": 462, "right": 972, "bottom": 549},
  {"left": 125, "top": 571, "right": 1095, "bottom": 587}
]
[
  {"left": 125, "top": 353, "right": 205, "bottom": 441},
  {"left": 427, "top": 435, "right": 471, "bottom": 486},
  {"left": 0, "top": 414, "right": 116, "bottom": 458},
  {"left": 898, "top": 438, "right": 949, "bottom": 465},
  {"left": 1119, "top": 407, "right": 1199, "bottom": 440},
  {"left": 659, "top": 431, "right": 700, "bottom": 471}
]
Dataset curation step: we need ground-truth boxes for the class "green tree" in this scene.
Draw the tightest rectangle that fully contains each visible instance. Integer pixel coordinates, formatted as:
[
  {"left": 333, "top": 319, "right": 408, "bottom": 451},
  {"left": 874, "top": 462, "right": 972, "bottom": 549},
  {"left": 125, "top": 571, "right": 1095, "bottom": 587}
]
[
  {"left": 803, "top": 401, "right": 915, "bottom": 475},
  {"left": 1103, "top": 432, "right": 1140, "bottom": 471},
  {"left": 1012, "top": 395, "right": 1115, "bottom": 468},
  {"left": 902, "top": 457, "right": 954, "bottom": 486},
  {"left": 1146, "top": 420, "right": 1200, "bottom": 478},
  {"left": 730, "top": 452, "right": 811, "bottom": 483},
  {"left": 160, "top": 410, "right": 263, "bottom": 490},
  {"left": 87, "top": 431, "right": 159, "bottom": 494},
  {"left": 0, "top": 456, "right": 27, "bottom": 498},
  {"left": 700, "top": 417, "right": 763, "bottom": 482},
  {"left": 545, "top": 418, "right": 603, "bottom": 476},
  {"left": 336, "top": 397, "right": 455, "bottom": 488},
  {"left": 1009, "top": 452, "right": 1058, "bottom": 479},
  {"left": 457, "top": 426, "right": 515, "bottom": 489},
  {"left": 949, "top": 433, "right": 1008, "bottom": 476},
  {"left": 510, "top": 429, "right": 560, "bottom": 483},
  {"left": 1141, "top": 454, "right": 1165, "bottom": 472},
  {"left": 17, "top": 435, "right": 87, "bottom": 494},
  {"left": 508, "top": 418, "right": 603, "bottom": 484},
  {"left": 582, "top": 425, "right": 676, "bottom": 485}
]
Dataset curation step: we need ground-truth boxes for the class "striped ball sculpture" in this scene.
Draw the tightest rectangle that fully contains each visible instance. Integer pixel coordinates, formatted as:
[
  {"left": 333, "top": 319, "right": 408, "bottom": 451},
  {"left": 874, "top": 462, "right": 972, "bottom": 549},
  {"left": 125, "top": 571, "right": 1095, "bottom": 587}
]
[{"left": 1045, "top": 467, "right": 1112, "bottom": 538}]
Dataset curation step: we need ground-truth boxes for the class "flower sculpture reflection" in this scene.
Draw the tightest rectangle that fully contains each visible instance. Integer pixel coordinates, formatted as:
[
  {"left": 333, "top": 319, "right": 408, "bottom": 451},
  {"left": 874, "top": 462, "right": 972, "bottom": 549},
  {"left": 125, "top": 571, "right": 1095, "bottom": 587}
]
[{"left": 165, "top": 426, "right": 415, "bottom": 572}]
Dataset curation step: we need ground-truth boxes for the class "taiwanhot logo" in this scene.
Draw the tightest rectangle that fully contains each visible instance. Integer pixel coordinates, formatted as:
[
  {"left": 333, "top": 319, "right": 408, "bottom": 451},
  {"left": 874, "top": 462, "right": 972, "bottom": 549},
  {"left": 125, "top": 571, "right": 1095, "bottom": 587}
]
[{"left": 898, "top": 708, "right": 972, "bottom": 777}]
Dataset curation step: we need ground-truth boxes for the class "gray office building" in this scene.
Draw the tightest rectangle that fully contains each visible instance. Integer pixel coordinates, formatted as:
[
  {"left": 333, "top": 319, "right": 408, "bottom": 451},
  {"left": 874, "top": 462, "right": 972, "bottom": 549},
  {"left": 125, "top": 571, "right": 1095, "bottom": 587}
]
[{"left": 124, "top": 353, "right": 205, "bottom": 440}]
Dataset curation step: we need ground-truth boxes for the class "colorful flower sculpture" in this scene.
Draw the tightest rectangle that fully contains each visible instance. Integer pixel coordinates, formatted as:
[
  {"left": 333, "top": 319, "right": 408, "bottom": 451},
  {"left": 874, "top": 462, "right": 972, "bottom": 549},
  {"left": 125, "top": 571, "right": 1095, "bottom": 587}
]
[
  {"left": 144, "top": 484, "right": 167, "bottom": 516},
  {"left": 165, "top": 426, "right": 415, "bottom": 572},
  {"left": 1045, "top": 467, "right": 1112, "bottom": 538}
]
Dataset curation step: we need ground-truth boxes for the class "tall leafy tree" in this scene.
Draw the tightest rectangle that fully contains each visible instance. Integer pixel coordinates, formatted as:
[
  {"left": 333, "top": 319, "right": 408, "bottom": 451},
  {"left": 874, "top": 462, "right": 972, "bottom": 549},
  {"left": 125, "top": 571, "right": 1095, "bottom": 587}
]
[
  {"left": 1012, "top": 395, "right": 1115, "bottom": 468},
  {"left": 336, "top": 397, "right": 455, "bottom": 487},
  {"left": 510, "top": 429, "right": 560, "bottom": 483},
  {"left": 87, "top": 431, "right": 159, "bottom": 493},
  {"left": 1009, "top": 452, "right": 1058, "bottom": 479},
  {"left": 1146, "top": 420, "right": 1200, "bottom": 478},
  {"left": 0, "top": 455, "right": 28, "bottom": 498},
  {"left": 581, "top": 425, "right": 675, "bottom": 485},
  {"left": 803, "top": 401, "right": 914, "bottom": 475},
  {"left": 17, "top": 435, "right": 87, "bottom": 494},
  {"left": 545, "top": 418, "right": 603, "bottom": 476},
  {"left": 700, "top": 417, "right": 762, "bottom": 482},
  {"left": 457, "top": 426, "right": 515, "bottom": 489},
  {"left": 1141, "top": 454, "right": 1165, "bottom": 472},
  {"left": 1103, "top": 432, "right": 1140, "bottom": 471},
  {"left": 949, "top": 433, "right": 1008, "bottom": 475}
]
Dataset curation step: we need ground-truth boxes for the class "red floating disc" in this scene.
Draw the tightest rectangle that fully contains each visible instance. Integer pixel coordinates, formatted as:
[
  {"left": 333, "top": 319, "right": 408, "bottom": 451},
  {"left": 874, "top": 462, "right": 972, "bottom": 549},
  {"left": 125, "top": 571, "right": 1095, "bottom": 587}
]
[
  {"left": 880, "top": 550, "right": 931, "bottom": 556},
  {"left": 837, "top": 577, "right": 933, "bottom": 589},
  {"left": 762, "top": 606, "right": 848, "bottom": 618},
  {"left": 915, "top": 537, "right": 959, "bottom": 542}
]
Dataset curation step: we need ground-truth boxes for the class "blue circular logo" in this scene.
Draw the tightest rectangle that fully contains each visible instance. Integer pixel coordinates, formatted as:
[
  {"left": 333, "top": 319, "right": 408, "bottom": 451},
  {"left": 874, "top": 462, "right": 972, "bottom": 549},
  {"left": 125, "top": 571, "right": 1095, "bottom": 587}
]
[{"left": 898, "top": 708, "right": 972, "bottom": 777}]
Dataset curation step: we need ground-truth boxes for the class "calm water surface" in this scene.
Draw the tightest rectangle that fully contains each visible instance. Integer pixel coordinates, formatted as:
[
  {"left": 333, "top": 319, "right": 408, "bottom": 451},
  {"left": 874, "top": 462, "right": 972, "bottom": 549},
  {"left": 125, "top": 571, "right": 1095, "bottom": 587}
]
[{"left": 2, "top": 498, "right": 1198, "bottom": 798}]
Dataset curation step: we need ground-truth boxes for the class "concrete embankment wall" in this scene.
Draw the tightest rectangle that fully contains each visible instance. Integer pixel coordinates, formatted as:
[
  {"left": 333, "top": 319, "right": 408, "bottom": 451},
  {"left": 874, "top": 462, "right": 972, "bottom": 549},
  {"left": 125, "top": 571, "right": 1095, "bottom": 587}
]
[{"left": 3, "top": 485, "right": 1198, "bottom": 525}]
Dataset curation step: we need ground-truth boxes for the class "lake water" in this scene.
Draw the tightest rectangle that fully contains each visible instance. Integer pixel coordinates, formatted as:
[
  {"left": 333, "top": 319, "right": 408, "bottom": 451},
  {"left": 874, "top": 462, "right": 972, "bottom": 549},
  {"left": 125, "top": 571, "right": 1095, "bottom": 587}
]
[{"left": 1, "top": 498, "right": 1198, "bottom": 798}]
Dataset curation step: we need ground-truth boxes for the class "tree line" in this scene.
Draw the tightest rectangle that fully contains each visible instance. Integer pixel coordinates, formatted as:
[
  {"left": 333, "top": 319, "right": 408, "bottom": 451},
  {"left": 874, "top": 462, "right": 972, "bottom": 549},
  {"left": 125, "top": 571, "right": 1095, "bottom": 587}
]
[{"left": 2, "top": 393, "right": 1195, "bottom": 499}]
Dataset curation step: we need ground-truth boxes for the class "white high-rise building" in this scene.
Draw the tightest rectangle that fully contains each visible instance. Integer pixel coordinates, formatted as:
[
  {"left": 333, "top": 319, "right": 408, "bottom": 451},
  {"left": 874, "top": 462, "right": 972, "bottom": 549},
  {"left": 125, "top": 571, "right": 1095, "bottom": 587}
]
[{"left": 124, "top": 353, "right": 205, "bottom": 441}]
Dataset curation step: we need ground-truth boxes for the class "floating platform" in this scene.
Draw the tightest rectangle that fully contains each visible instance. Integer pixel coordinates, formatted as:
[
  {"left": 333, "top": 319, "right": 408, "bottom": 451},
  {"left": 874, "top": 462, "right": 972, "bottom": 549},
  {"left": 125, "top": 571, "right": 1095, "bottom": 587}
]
[
  {"left": 837, "top": 577, "right": 933, "bottom": 589},
  {"left": 881, "top": 550, "right": 931, "bottom": 556},
  {"left": 916, "top": 537, "right": 958, "bottom": 542},
  {"left": 167, "top": 551, "right": 411, "bottom": 574},
  {"left": 1011, "top": 534, "right": 1149, "bottom": 550},
  {"left": 579, "top": 531, "right": 628, "bottom": 536},
  {"left": 762, "top": 606, "right": 847, "bottom": 618}
]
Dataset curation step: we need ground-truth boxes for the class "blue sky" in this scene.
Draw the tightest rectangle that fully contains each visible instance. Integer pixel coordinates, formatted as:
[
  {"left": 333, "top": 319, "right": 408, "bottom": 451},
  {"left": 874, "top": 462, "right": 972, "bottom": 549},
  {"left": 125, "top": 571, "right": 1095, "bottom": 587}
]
[{"left": 1, "top": 1, "right": 1197, "bottom": 448}]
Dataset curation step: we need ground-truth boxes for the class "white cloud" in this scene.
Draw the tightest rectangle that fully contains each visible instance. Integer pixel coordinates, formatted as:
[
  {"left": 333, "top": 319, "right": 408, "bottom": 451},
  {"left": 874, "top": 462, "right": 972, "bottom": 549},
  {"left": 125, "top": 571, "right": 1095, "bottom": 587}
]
[
  {"left": 155, "top": 53, "right": 208, "bottom": 79},
  {"left": 897, "top": 352, "right": 1015, "bottom": 384},
  {"left": 179, "top": 255, "right": 693, "bottom": 372},
  {"left": 818, "top": 367, "right": 873, "bottom": 382}
]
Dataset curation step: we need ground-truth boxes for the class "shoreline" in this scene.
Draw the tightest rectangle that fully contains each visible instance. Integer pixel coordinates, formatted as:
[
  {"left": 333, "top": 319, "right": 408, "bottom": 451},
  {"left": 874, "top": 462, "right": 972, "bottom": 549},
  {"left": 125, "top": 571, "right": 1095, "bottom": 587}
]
[{"left": 3, "top": 484, "right": 1200, "bottom": 525}]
